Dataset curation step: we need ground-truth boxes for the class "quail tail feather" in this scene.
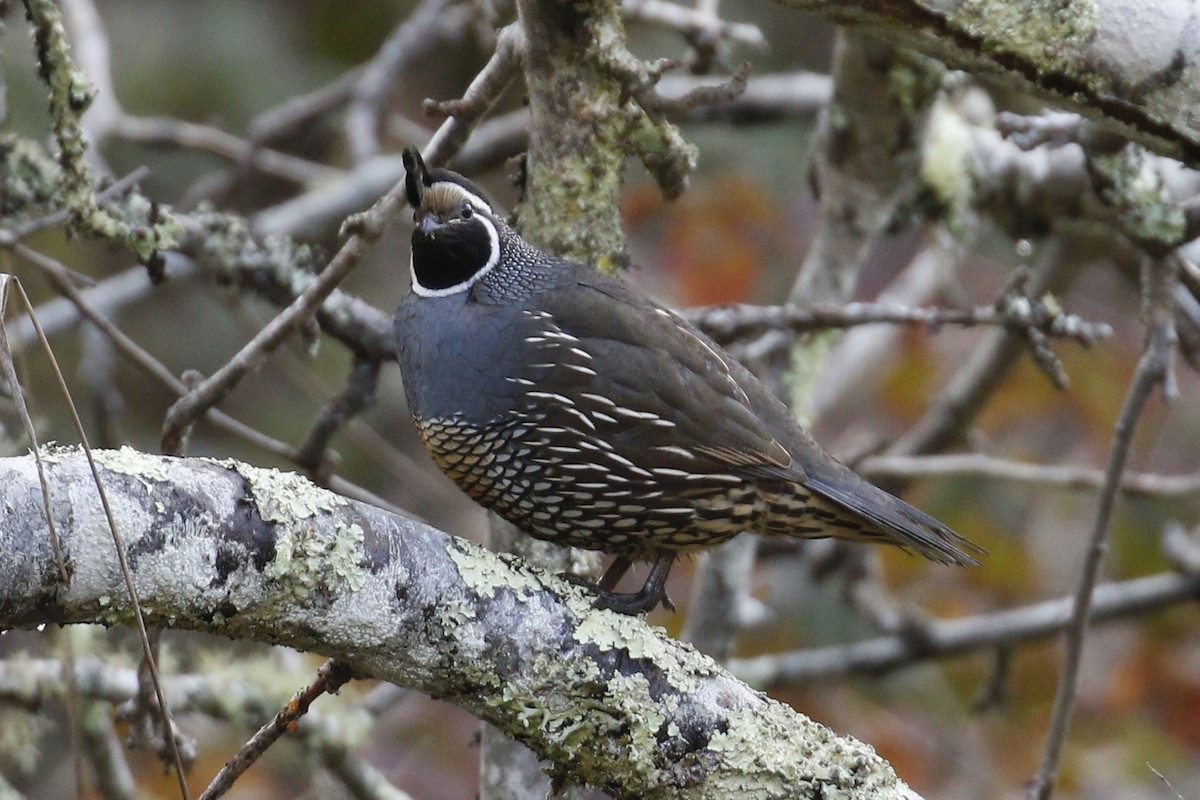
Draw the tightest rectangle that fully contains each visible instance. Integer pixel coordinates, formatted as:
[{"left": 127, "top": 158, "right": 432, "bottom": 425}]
[{"left": 804, "top": 473, "right": 982, "bottom": 566}]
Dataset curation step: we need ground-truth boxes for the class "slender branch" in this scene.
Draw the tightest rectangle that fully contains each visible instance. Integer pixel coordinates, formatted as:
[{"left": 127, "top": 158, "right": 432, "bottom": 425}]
[
  {"left": 1029, "top": 254, "right": 1179, "bottom": 800},
  {"left": 730, "top": 570, "right": 1200, "bottom": 687},
  {"left": 161, "top": 182, "right": 408, "bottom": 455},
  {"left": 198, "top": 661, "right": 359, "bottom": 800},
  {"left": 343, "top": 0, "right": 466, "bottom": 163},
  {"left": 887, "top": 248, "right": 1074, "bottom": 461},
  {"left": 860, "top": 453, "right": 1200, "bottom": 499},
  {"left": 0, "top": 656, "right": 414, "bottom": 800},
  {"left": 423, "top": 22, "right": 526, "bottom": 168},
  {"left": 294, "top": 358, "right": 382, "bottom": 483},
  {"left": 12, "top": 245, "right": 401, "bottom": 515},
  {"left": 80, "top": 701, "right": 137, "bottom": 800},
  {"left": 622, "top": 0, "right": 767, "bottom": 50},
  {"left": 684, "top": 297, "right": 1112, "bottom": 348},
  {"left": 111, "top": 115, "right": 341, "bottom": 186}
]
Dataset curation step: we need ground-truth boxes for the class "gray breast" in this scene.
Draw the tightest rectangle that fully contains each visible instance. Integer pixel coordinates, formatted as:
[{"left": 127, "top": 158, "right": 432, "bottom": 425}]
[{"left": 394, "top": 291, "right": 528, "bottom": 426}]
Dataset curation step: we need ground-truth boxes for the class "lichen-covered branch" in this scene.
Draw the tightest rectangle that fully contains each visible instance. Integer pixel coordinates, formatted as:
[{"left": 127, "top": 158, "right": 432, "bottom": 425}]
[
  {"left": 0, "top": 448, "right": 921, "bottom": 800},
  {"left": 516, "top": 0, "right": 701, "bottom": 268},
  {"left": 774, "top": 0, "right": 1200, "bottom": 170},
  {"left": 20, "top": 0, "right": 180, "bottom": 263}
]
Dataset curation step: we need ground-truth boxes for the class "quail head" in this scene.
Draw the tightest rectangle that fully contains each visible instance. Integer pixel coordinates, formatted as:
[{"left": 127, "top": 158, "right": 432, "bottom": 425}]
[{"left": 393, "top": 148, "right": 981, "bottom": 614}]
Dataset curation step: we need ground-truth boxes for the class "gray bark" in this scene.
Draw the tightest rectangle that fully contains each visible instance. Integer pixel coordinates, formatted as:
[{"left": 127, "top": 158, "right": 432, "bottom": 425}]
[
  {"left": 775, "top": 0, "right": 1200, "bottom": 169},
  {"left": 0, "top": 447, "right": 921, "bottom": 800}
]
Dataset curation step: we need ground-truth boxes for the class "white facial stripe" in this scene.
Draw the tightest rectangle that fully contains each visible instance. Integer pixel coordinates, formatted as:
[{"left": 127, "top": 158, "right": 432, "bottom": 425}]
[
  {"left": 410, "top": 210, "right": 501, "bottom": 298},
  {"left": 434, "top": 181, "right": 492, "bottom": 215}
]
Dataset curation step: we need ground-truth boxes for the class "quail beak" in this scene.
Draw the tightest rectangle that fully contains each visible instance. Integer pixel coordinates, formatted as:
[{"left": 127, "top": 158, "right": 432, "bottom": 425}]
[{"left": 417, "top": 214, "right": 443, "bottom": 238}]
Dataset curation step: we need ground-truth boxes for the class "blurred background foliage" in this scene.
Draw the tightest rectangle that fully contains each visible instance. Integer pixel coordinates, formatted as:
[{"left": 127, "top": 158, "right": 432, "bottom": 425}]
[{"left": 1, "top": 1, "right": 1199, "bottom": 799}]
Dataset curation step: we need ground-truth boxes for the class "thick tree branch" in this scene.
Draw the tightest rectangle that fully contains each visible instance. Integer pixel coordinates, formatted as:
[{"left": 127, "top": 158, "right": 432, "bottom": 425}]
[
  {"left": 0, "top": 448, "right": 922, "bottom": 800},
  {"left": 775, "top": 0, "right": 1200, "bottom": 170}
]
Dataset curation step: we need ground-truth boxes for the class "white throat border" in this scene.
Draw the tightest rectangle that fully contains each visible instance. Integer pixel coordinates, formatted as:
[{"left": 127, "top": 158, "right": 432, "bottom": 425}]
[{"left": 410, "top": 183, "right": 500, "bottom": 298}]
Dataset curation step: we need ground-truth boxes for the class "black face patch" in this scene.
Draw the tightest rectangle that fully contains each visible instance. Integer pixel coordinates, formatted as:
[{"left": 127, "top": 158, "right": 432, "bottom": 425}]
[{"left": 411, "top": 217, "right": 494, "bottom": 291}]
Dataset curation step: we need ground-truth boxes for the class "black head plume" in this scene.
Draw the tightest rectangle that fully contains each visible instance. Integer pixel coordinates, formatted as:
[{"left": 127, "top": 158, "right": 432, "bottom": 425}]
[{"left": 403, "top": 147, "right": 428, "bottom": 210}]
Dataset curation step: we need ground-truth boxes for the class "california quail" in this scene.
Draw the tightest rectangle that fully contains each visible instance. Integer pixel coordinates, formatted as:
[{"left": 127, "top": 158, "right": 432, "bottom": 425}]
[{"left": 394, "top": 148, "right": 981, "bottom": 614}]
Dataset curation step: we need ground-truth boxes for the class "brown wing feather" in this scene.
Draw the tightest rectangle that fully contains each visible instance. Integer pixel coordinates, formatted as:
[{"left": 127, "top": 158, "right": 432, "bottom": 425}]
[
  {"left": 530, "top": 273, "right": 792, "bottom": 476},
  {"left": 518, "top": 264, "right": 982, "bottom": 565}
]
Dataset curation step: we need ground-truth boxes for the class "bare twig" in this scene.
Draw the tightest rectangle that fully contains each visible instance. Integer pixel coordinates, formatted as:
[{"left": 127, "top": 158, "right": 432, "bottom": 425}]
[
  {"left": 112, "top": 115, "right": 341, "bottom": 186},
  {"left": 423, "top": 22, "right": 526, "bottom": 168},
  {"left": 621, "top": 0, "right": 767, "bottom": 50},
  {"left": 197, "top": 660, "right": 358, "bottom": 800},
  {"left": 13, "top": 245, "right": 402, "bottom": 515},
  {"left": 294, "top": 357, "right": 382, "bottom": 482},
  {"left": 681, "top": 538, "right": 769, "bottom": 660},
  {"left": 250, "top": 67, "right": 364, "bottom": 144},
  {"left": 860, "top": 453, "right": 1200, "bottom": 499},
  {"left": 1162, "top": 522, "right": 1200, "bottom": 575},
  {"left": 344, "top": 0, "right": 464, "bottom": 163},
  {"left": 888, "top": 248, "right": 1074, "bottom": 460},
  {"left": 80, "top": 700, "right": 137, "bottom": 800},
  {"left": 659, "top": 70, "right": 831, "bottom": 122},
  {"left": 161, "top": 181, "right": 409, "bottom": 455},
  {"left": 1029, "top": 254, "right": 1179, "bottom": 800},
  {"left": 0, "top": 273, "right": 191, "bottom": 798},
  {"left": 996, "top": 110, "right": 1125, "bottom": 154},
  {"left": 633, "top": 62, "right": 751, "bottom": 116},
  {"left": 730, "top": 570, "right": 1200, "bottom": 688},
  {"left": 684, "top": 296, "right": 1112, "bottom": 349}
]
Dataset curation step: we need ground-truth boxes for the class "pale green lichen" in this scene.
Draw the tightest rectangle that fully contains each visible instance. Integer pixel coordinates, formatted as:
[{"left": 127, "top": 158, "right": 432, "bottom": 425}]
[
  {"left": 574, "top": 611, "right": 714, "bottom": 697},
  {"left": 920, "top": 95, "right": 978, "bottom": 233},
  {"left": 93, "top": 445, "right": 173, "bottom": 483},
  {"left": 604, "top": 671, "right": 667, "bottom": 759},
  {"left": 950, "top": 0, "right": 1100, "bottom": 81},
  {"left": 216, "top": 460, "right": 345, "bottom": 523},
  {"left": 0, "top": 707, "right": 50, "bottom": 778},
  {"left": 704, "top": 704, "right": 913, "bottom": 799},
  {"left": 446, "top": 539, "right": 546, "bottom": 601},
  {"left": 787, "top": 332, "right": 836, "bottom": 426},
  {"left": 24, "top": 0, "right": 180, "bottom": 262},
  {"left": 1091, "top": 144, "right": 1188, "bottom": 249},
  {"left": 887, "top": 58, "right": 944, "bottom": 122},
  {"left": 0, "top": 134, "right": 61, "bottom": 221},
  {"left": 189, "top": 209, "right": 322, "bottom": 298},
  {"left": 263, "top": 520, "right": 366, "bottom": 600}
]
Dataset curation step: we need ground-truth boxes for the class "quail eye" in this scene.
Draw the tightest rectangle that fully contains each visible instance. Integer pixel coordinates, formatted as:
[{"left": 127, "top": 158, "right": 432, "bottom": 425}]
[{"left": 460, "top": 203, "right": 474, "bottom": 220}]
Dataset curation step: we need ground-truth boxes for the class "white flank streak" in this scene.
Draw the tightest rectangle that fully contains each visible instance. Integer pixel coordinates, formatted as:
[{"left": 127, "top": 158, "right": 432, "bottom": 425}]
[
  {"left": 527, "top": 391, "right": 575, "bottom": 405},
  {"left": 652, "top": 468, "right": 690, "bottom": 478},
  {"left": 559, "top": 406, "right": 597, "bottom": 430},
  {"left": 580, "top": 392, "right": 616, "bottom": 407},
  {"left": 611, "top": 406, "right": 660, "bottom": 421}
]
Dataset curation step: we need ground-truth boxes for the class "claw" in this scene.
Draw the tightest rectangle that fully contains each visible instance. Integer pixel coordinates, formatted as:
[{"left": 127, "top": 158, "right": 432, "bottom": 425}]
[{"left": 560, "top": 552, "right": 677, "bottom": 615}]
